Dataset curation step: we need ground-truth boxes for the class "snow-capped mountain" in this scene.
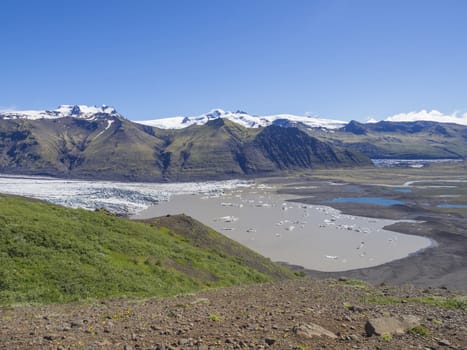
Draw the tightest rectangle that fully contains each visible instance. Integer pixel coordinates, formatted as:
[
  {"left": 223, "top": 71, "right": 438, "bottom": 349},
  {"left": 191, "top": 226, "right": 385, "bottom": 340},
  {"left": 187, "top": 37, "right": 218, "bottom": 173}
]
[
  {"left": 135, "top": 109, "right": 347, "bottom": 130},
  {"left": 4, "top": 105, "right": 466, "bottom": 129},
  {"left": 0, "top": 105, "right": 120, "bottom": 120}
]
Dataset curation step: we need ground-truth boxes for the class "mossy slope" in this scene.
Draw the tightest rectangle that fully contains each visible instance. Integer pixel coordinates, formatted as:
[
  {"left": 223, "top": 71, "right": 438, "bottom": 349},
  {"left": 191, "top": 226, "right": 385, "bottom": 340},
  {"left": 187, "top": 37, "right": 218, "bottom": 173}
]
[
  {"left": 142, "top": 214, "right": 293, "bottom": 280},
  {"left": 0, "top": 195, "right": 293, "bottom": 306}
]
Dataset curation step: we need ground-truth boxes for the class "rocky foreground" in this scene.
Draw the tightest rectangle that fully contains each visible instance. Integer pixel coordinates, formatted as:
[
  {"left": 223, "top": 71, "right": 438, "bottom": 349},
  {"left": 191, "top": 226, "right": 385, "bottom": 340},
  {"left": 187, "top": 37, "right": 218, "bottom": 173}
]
[{"left": 1, "top": 279, "right": 466, "bottom": 350}]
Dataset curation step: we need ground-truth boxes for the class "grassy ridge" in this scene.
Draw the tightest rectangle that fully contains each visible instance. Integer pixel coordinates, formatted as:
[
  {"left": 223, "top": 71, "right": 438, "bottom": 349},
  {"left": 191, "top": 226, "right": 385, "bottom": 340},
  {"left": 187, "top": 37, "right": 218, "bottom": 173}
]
[
  {"left": 0, "top": 195, "right": 293, "bottom": 306},
  {"left": 142, "top": 214, "right": 293, "bottom": 280}
]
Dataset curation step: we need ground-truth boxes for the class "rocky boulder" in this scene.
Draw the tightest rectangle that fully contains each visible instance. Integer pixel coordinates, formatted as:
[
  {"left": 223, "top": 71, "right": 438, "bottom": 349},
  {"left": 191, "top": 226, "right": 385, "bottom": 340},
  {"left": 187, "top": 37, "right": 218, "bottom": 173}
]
[
  {"left": 293, "top": 323, "right": 337, "bottom": 339},
  {"left": 365, "top": 315, "right": 421, "bottom": 336}
]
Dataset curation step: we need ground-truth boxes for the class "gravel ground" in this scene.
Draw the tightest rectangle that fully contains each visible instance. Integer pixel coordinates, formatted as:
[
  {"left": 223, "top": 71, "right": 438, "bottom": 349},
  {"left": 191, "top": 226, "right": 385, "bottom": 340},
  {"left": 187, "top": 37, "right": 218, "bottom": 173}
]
[{"left": 1, "top": 279, "right": 465, "bottom": 350}]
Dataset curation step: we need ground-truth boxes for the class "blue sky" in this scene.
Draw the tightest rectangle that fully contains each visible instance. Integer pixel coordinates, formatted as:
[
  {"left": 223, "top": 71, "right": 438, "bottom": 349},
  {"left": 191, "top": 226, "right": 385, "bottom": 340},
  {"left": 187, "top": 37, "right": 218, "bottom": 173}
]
[{"left": 1, "top": 0, "right": 466, "bottom": 121}]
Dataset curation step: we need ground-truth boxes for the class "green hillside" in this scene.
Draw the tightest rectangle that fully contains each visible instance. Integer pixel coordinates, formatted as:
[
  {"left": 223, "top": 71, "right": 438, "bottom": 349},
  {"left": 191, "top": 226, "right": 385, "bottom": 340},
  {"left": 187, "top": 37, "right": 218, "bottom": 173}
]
[
  {"left": 0, "top": 195, "right": 293, "bottom": 306},
  {"left": 159, "top": 119, "right": 256, "bottom": 180}
]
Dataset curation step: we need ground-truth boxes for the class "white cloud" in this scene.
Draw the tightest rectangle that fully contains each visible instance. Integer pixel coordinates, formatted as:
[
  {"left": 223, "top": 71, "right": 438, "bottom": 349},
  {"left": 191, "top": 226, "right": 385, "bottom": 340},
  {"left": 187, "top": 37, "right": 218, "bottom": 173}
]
[{"left": 385, "top": 109, "right": 467, "bottom": 126}]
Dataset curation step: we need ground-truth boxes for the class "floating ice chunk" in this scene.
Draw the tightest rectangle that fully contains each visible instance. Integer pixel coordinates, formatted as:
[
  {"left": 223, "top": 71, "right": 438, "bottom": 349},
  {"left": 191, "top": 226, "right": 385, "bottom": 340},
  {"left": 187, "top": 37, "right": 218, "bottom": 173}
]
[
  {"left": 257, "top": 184, "right": 273, "bottom": 189},
  {"left": 325, "top": 255, "right": 338, "bottom": 259},
  {"left": 285, "top": 225, "right": 295, "bottom": 231},
  {"left": 218, "top": 216, "right": 238, "bottom": 222},
  {"left": 256, "top": 203, "right": 271, "bottom": 207},
  {"left": 276, "top": 220, "right": 290, "bottom": 226}
]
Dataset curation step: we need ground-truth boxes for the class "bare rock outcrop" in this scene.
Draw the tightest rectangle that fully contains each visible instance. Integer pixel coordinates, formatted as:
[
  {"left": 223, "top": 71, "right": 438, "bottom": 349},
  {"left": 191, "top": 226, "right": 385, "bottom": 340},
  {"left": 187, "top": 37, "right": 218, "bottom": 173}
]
[{"left": 365, "top": 315, "right": 421, "bottom": 336}]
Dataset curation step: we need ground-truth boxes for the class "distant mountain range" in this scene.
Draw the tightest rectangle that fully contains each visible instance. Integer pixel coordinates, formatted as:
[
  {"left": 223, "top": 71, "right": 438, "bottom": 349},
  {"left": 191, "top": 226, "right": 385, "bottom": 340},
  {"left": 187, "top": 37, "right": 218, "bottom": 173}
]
[
  {"left": 0, "top": 105, "right": 370, "bottom": 181},
  {"left": 136, "top": 108, "right": 347, "bottom": 129},
  {"left": 136, "top": 108, "right": 467, "bottom": 129},
  {"left": 0, "top": 105, "right": 465, "bottom": 181},
  {"left": 313, "top": 120, "right": 467, "bottom": 159}
]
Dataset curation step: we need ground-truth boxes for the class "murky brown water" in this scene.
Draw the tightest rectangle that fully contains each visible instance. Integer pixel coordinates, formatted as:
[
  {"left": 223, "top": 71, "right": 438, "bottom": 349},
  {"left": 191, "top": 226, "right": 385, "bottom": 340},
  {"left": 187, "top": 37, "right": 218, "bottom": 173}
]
[{"left": 134, "top": 185, "right": 433, "bottom": 272}]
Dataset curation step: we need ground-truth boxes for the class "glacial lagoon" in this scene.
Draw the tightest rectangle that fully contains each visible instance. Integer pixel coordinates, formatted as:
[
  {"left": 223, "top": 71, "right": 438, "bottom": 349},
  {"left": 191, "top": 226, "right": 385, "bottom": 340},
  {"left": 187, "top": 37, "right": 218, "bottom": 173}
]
[{"left": 134, "top": 185, "right": 433, "bottom": 272}]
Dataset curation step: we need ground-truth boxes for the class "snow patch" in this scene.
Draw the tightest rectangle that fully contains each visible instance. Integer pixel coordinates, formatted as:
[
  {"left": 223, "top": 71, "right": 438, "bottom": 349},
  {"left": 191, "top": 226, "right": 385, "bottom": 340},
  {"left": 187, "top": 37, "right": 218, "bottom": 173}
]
[{"left": 93, "top": 119, "right": 115, "bottom": 140}]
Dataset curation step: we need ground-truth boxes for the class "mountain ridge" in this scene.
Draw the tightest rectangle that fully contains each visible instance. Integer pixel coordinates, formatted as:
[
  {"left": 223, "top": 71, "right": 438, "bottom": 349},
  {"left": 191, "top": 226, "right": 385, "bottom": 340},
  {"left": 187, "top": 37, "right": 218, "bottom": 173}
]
[
  {"left": 314, "top": 120, "right": 467, "bottom": 159},
  {"left": 0, "top": 113, "right": 371, "bottom": 181},
  {"left": 1, "top": 106, "right": 465, "bottom": 182}
]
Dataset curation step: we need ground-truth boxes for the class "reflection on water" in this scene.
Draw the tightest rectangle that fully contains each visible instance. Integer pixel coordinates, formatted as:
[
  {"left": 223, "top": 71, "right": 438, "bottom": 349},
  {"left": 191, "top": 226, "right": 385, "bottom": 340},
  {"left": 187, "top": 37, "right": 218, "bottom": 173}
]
[
  {"left": 437, "top": 204, "right": 467, "bottom": 209},
  {"left": 134, "top": 186, "right": 432, "bottom": 272},
  {"left": 393, "top": 188, "right": 412, "bottom": 193}
]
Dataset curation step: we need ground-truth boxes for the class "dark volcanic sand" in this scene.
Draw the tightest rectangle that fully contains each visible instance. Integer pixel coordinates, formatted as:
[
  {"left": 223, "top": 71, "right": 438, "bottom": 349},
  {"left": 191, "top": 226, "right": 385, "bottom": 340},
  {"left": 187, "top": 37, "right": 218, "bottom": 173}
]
[{"left": 273, "top": 177, "right": 467, "bottom": 291}]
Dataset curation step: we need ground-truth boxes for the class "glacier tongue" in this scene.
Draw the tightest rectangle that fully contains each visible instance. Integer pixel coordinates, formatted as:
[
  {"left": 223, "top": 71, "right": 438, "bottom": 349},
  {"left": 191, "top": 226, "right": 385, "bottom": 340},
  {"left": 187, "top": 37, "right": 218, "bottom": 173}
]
[{"left": 0, "top": 174, "right": 252, "bottom": 216}]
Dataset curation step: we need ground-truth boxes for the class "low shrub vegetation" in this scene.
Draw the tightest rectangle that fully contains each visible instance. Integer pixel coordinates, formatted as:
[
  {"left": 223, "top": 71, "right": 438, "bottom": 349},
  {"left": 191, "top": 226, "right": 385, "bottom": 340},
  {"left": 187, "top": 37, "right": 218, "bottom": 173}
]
[{"left": 0, "top": 195, "right": 292, "bottom": 306}]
